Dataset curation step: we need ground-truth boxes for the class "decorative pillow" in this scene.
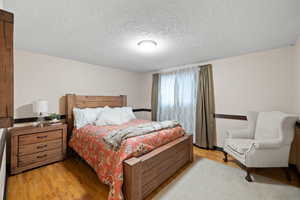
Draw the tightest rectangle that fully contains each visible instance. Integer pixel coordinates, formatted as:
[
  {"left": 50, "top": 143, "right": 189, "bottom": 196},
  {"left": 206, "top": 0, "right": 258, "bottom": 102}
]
[
  {"left": 94, "top": 106, "right": 136, "bottom": 126},
  {"left": 73, "top": 107, "right": 103, "bottom": 128}
]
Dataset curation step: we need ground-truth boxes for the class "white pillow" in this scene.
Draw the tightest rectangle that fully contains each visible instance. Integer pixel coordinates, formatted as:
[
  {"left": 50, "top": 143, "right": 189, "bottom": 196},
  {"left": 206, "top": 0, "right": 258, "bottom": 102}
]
[
  {"left": 95, "top": 106, "right": 136, "bottom": 126},
  {"left": 119, "top": 107, "right": 136, "bottom": 121},
  {"left": 73, "top": 107, "right": 103, "bottom": 128}
]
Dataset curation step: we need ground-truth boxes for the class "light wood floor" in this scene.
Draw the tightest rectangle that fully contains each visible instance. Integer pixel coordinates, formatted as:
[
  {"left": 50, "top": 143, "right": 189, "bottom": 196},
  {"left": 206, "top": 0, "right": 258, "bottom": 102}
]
[{"left": 7, "top": 147, "right": 300, "bottom": 200}]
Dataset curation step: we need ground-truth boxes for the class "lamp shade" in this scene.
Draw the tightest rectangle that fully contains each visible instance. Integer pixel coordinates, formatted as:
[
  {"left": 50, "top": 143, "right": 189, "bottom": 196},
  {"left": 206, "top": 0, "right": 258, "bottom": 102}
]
[{"left": 34, "top": 100, "right": 48, "bottom": 114}]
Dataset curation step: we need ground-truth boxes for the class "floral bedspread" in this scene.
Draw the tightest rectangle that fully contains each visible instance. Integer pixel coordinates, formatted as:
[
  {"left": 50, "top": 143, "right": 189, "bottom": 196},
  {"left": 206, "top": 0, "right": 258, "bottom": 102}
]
[{"left": 69, "top": 119, "right": 185, "bottom": 200}]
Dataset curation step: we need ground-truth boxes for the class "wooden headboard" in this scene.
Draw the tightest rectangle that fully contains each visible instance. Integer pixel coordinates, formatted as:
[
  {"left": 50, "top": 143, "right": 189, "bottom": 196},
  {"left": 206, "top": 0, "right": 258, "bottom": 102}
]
[{"left": 65, "top": 94, "right": 127, "bottom": 136}]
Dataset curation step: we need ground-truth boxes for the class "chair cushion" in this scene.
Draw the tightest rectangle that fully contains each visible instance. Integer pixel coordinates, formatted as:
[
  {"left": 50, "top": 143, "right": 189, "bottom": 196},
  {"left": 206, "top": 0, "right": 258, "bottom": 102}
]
[
  {"left": 255, "top": 111, "right": 282, "bottom": 140},
  {"left": 225, "top": 139, "right": 254, "bottom": 155}
]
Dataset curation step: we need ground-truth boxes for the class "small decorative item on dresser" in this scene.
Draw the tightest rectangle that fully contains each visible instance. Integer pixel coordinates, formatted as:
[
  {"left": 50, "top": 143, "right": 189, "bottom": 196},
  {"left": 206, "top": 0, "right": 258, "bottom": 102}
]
[
  {"left": 10, "top": 124, "right": 67, "bottom": 175},
  {"left": 49, "top": 113, "right": 62, "bottom": 125}
]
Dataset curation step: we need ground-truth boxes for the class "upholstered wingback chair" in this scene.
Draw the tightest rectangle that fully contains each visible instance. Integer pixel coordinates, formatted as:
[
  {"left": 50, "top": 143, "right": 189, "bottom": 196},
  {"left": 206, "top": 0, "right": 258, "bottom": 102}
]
[{"left": 223, "top": 111, "right": 298, "bottom": 182}]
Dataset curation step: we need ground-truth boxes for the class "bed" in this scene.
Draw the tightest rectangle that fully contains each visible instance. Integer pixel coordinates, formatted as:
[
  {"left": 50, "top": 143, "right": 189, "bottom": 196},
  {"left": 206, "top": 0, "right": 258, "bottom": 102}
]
[{"left": 65, "top": 94, "right": 193, "bottom": 200}]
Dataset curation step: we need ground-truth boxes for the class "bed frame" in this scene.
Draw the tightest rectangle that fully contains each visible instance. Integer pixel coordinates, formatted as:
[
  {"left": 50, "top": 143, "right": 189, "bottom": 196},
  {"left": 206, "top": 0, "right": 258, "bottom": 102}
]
[{"left": 65, "top": 94, "right": 193, "bottom": 200}]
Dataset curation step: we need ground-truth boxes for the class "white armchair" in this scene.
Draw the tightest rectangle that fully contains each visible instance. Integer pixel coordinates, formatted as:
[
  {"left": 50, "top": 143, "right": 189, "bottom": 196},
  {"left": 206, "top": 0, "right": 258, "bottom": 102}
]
[{"left": 223, "top": 111, "right": 298, "bottom": 182}]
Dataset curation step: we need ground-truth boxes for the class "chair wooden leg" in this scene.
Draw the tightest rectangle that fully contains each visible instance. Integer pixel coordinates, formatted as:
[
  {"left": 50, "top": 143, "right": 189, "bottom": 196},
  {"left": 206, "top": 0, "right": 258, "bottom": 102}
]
[
  {"left": 245, "top": 168, "right": 253, "bottom": 182},
  {"left": 223, "top": 151, "right": 228, "bottom": 162},
  {"left": 283, "top": 168, "right": 291, "bottom": 182},
  {"left": 222, "top": 152, "right": 253, "bottom": 182}
]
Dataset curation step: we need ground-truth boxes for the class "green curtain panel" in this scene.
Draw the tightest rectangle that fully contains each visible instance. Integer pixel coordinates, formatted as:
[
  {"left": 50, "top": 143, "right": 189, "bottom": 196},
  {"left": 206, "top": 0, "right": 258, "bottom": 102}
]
[
  {"left": 195, "top": 64, "right": 217, "bottom": 149},
  {"left": 151, "top": 73, "right": 159, "bottom": 121}
]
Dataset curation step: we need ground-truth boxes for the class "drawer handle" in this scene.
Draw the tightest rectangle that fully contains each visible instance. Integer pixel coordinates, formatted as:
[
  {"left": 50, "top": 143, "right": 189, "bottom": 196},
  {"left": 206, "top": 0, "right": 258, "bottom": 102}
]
[
  {"left": 37, "top": 135, "right": 48, "bottom": 139},
  {"left": 37, "top": 144, "right": 48, "bottom": 149},
  {"left": 37, "top": 154, "right": 47, "bottom": 159}
]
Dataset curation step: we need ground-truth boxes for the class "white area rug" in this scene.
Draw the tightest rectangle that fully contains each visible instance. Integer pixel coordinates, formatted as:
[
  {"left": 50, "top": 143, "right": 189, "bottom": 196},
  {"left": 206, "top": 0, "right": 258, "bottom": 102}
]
[{"left": 153, "top": 159, "right": 300, "bottom": 200}]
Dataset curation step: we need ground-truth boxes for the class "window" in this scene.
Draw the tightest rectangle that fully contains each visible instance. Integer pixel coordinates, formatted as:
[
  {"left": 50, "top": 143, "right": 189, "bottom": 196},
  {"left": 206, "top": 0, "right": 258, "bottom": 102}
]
[{"left": 157, "top": 67, "right": 198, "bottom": 135}]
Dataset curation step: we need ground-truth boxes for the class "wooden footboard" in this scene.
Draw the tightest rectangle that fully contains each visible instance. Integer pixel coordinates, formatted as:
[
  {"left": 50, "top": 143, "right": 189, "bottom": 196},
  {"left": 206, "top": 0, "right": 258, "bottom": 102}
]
[{"left": 123, "top": 135, "right": 193, "bottom": 200}]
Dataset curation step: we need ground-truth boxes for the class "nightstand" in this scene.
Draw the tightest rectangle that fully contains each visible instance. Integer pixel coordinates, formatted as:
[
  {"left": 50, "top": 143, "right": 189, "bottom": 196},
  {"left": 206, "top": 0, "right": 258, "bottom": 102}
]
[{"left": 10, "top": 124, "right": 67, "bottom": 175}]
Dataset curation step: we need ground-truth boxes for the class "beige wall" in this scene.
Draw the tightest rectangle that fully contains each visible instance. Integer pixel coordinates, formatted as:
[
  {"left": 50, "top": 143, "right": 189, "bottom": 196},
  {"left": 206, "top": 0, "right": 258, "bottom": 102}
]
[
  {"left": 14, "top": 50, "right": 147, "bottom": 118},
  {"left": 0, "top": 0, "right": 3, "bottom": 9},
  {"left": 293, "top": 37, "right": 300, "bottom": 114},
  {"left": 144, "top": 46, "right": 295, "bottom": 146},
  {"left": 138, "top": 72, "right": 153, "bottom": 120},
  {"left": 213, "top": 47, "right": 294, "bottom": 115}
]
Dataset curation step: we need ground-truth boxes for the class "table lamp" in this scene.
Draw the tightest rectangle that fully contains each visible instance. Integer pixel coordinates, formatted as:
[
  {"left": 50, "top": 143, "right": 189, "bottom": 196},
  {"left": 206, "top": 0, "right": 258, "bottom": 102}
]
[{"left": 34, "top": 100, "right": 48, "bottom": 127}]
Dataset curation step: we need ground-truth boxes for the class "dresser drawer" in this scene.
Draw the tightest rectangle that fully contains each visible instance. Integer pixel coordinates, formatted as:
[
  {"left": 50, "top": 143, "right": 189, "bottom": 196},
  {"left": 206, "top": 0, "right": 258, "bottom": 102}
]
[
  {"left": 18, "top": 148, "right": 62, "bottom": 167},
  {"left": 18, "top": 139, "right": 62, "bottom": 156},
  {"left": 19, "top": 130, "right": 62, "bottom": 145}
]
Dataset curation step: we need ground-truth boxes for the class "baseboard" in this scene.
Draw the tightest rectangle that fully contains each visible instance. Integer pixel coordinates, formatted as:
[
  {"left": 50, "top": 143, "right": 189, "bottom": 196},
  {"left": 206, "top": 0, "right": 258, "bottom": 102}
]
[
  {"left": 193, "top": 144, "right": 213, "bottom": 150},
  {"left": 213, "top": 146, "right": 224, "bottom": 152},
  {"left": 193, "top": 144, "right": 224, "bottom": 152},
  {"left": 288, "top": 163, "right": 297, "bottom": 169}
]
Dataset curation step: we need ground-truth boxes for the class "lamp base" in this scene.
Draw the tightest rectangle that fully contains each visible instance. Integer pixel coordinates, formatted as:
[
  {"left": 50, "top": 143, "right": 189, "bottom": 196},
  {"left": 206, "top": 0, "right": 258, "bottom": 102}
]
[
  {"left": 37, "top": 122, "right": 44, "bottom": 128},
  {"left": 37, "top": 113, "right": 45, "bottom": 127}
]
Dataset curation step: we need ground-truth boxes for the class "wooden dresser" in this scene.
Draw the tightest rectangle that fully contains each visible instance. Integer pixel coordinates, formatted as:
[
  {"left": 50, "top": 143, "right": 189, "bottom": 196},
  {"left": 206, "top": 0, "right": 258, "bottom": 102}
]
[{"left": 10, "top": 124, "right": 67, "bottom": 175}]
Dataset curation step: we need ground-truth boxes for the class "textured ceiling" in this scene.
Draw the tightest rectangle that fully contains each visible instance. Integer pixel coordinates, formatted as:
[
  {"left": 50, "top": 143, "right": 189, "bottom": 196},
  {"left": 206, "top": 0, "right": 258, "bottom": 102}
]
[{"left": 4, "top": 0, "right": 300, "bottom": 72}]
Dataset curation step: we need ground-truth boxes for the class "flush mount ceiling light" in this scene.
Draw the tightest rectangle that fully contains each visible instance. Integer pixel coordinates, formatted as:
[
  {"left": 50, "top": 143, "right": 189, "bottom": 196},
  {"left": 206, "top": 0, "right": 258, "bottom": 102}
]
[{"left": 137, "top": 40, "right": 158, "bottom": 53}]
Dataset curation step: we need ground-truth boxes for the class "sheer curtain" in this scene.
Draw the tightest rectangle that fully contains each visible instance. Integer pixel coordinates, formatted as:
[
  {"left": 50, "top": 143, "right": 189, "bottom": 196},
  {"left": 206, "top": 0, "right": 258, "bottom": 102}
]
[{"left": 157, "top": 67, "right": 198, "bottom": 135}]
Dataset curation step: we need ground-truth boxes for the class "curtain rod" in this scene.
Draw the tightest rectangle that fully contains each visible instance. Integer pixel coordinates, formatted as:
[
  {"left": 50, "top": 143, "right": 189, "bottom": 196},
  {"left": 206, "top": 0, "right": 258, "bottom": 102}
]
[{"left": 156, "top": 64, "right": 211, "bottom": 75}]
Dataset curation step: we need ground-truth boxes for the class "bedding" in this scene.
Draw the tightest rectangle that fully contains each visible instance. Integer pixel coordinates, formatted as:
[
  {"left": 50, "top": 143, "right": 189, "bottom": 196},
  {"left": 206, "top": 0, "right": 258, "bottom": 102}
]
[
  {"left": 103, "top": 120, "right": 180, "bottom": 150},
  {"left": 69, "top": 119, "right": 185, "bottom": 200}
]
